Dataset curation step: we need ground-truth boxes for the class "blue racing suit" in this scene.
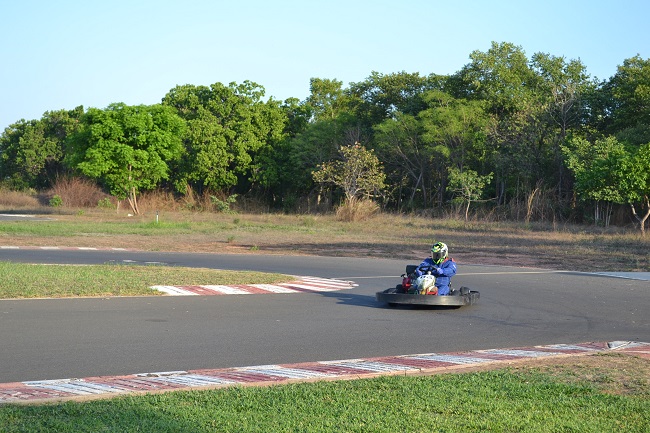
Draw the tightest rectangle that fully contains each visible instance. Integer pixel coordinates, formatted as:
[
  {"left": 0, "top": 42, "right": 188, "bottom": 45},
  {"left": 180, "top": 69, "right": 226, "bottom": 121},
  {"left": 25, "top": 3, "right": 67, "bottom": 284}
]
[{"left": 415, "top": 257, "right": 457, "bottom": 295}]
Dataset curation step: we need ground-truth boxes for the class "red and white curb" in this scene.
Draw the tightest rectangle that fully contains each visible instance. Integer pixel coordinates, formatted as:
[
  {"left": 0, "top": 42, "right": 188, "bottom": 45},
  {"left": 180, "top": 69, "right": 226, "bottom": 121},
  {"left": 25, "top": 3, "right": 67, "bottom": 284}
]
[
  {"left": 150, "top": 276, "right": 357, "bottom": 296},
  {"left": 1, "top": 341, "right": 648, "bottom": 403}
]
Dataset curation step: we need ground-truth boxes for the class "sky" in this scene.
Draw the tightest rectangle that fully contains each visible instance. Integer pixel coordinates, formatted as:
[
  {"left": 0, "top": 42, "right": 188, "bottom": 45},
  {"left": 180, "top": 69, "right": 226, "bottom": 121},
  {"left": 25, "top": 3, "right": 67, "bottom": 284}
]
[{"left": 1, "top": 0, "right": 649, "bottom": 130}]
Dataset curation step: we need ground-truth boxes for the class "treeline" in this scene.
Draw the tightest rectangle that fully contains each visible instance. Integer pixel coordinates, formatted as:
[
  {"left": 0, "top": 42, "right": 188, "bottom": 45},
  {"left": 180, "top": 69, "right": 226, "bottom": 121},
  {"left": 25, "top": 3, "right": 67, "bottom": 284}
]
[{"left": 1, "top": 42, "right": 649, "bottom": 232}]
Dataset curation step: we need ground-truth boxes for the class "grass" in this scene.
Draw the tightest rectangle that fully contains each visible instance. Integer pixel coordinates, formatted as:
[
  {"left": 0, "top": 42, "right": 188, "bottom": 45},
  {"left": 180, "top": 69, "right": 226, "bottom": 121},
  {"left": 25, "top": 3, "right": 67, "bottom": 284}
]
[
  {"left": 0, "top": 262, "right": 291, "bottom": 299},
  {"left": 0, "top": 209, "right": 648, "bottom": 271},
  {"left": 1, "top": 355, "right": 648, "bottom": 432}
]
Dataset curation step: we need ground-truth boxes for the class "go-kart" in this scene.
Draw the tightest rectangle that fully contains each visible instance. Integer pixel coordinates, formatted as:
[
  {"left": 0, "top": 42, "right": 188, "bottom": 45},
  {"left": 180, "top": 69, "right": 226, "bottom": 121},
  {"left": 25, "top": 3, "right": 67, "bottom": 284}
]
[{"left": 376, "top": 265, "right": 479, "bottom": 307}]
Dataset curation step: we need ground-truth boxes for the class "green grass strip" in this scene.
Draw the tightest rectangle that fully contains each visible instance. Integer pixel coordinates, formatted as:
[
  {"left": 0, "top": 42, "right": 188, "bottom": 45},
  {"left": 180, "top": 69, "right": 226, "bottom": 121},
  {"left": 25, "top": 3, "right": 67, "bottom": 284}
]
[
  {"left": 0, "top": 262, "right": 291, "bottom": 299},
  {"left": 1, "top": 370, "right": 648, "bottom": 432}
]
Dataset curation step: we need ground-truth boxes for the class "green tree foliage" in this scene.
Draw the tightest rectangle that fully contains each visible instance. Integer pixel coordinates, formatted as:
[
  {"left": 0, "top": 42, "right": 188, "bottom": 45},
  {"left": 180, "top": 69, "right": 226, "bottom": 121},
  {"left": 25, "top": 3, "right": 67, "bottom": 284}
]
[
  {"left": 563, "top": 136, "right": 650, "bottom": 233},
  {"left": 306, "top": 78, "right": 350, "bottom": 122},
  {"left": 66, "top": 103, "right": 185, "bottom": 214},
  {"left": 347, "top": 71, "right": 447, "bottom": 127},
  {"left": 373, "top": 91, "right": 491, "bottom": 210},
  {"left": 0, "top": 119, "right": 56, "bottom": 189},
  {"left": 447, "top": 167, "right": 493, "bottom": 221},
  {"left": 2, "top": 43, "right": 647, "bottom": 230},
  {"left": 598, "top": 55, "right": 650, "bottom": 144},
  {"left": 456, "top": 42, "right": 538, "bottom": 116},
  {"left": 162, "top": 81, "right": 286, "bottom": 194},
  {"left": 0, "top": 107, "right": 82, "bottom": 189},
  {"left": 419, "top": 90, "right": 492, "bottom": 170},
  {"left": 312, "top": 143, "right": 385, "bottom": 202}
]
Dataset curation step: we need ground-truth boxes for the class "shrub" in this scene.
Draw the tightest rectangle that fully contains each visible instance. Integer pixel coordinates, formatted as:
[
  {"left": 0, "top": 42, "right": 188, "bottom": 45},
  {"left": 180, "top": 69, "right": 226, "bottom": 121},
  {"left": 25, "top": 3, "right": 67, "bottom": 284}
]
[
  {"left": 49, "top": 177, "right": 109, "bottom": 208},
  {"left": 49, "top": 195, "right": 63, "bottom": 207},
  {"left": 0, "top": 189, "right": 40, "bottom": 208},
  {"left": 97, "top": 197, "right": 115, "bottom": 209},
  {"left": 138, "top": 189, "right": 180, "bottom": 212},
  {"left": 335, "top": 198, "right": 380, "bottom": 222},
  {"left": 210, "top": 194, "right": 238, "bottom": 213}
]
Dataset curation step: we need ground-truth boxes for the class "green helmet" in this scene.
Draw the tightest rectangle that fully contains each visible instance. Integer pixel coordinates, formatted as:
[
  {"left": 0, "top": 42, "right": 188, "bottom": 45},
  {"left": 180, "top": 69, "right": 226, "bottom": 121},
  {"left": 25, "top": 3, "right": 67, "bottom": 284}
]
[{"left": 431, "top": 242, "right": 448, "bottom": 265}]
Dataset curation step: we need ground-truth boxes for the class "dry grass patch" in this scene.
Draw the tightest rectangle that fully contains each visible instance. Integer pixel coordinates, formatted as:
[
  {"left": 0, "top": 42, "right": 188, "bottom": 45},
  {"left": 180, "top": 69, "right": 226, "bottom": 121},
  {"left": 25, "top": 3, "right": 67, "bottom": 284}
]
[
  {"left": 0, "top": 189, "right": 41, "bottom": 209},
  {"left": 48, "top": 177, "right": 111, "bottom": 208},
  {"left": 0, "top": 206, "right": 648, "bottom": 272}
]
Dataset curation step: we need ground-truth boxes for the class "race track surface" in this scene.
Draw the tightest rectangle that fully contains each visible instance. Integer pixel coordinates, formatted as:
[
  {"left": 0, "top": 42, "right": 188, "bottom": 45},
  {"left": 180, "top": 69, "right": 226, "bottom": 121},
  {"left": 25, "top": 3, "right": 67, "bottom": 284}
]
[{"left": 1, "top": 248, "right": 648, "bottom": 386}]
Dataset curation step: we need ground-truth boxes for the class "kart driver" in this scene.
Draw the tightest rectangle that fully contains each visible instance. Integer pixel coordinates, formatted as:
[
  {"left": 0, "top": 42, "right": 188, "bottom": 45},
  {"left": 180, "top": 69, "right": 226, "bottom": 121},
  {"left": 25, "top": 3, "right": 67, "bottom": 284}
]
[{"left": 414, "top": 241, "right": 457, "bottom": 295}]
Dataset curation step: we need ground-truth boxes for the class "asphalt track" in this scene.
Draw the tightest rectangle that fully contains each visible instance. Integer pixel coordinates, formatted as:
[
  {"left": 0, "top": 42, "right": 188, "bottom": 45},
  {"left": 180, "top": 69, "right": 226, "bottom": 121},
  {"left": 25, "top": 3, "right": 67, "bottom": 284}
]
[{"left": 0, "top": 247, "right": 648, "bottom": 385}]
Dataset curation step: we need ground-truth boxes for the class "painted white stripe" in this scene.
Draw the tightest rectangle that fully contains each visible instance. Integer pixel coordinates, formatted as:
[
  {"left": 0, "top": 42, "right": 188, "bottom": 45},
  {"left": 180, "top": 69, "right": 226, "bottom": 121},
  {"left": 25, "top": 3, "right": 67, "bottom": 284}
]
[
  {"left": 135, "top": 371, "right": 187, "bottom": 377},
  {"left": 40, "top": 246, "right": 60, "bottom": 250},
  {"left": 151, "top": 285, "right": 198, "bottom": 296},
  {"left": 250, "top": 284, "right": 300, "bottom": 294},
  {"left": 299, "top": 277, "right": 357, "bottom": 287},
  {"left": 236, "top": 366, "right": 330, "bottom": 379},
  {"left": 479, "top": 349, "right": 563, "bottom": 357},
  {"left": 541, "top": 344, "right": 597, "bottom": 351},
  {"left": 324, "top": 361, "right": 415, "bottom": 373},
  {"left": 150, "top": 374, "right": 235, "bottom": 386},
  {"left": 0, "top": 246, "right": 20, "bottom": 249},
  {"left": 26, "top": 380, "right": 126, "bottom": 395},
  {"left": 460, "top": 271, "right": 567, "bottom": 276},
  {"left": 78, "top": 247, "right": 98, "bottom": 250},
  {"left": 280, "top": 283, "right": 344, "bottom": 292},
  {"left": 199, "top": 285, "right": 252, "bottom": 295},
  {"left": 607, "top": 341, "right": 641, "bottom": 349},
  {"left": 409, "top": 354, "right": 495, "bottom": 364}
]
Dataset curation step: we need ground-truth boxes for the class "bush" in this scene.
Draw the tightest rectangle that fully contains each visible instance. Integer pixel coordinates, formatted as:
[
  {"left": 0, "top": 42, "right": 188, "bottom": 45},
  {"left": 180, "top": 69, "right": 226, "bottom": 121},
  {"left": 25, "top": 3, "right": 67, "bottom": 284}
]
[
  {"left": 97, "top": 197, "right": 115, "bottom": 209},
  {"left": 335, "top": 198, "right": 380, "bottom": 222},
  {"left": 210, "top": 194, "right": 238, "bottom": 213},
  {"left": 49, "top": 195, "right": 63, "bottom": 207},
  {"left": 0, "top": 189, "right": 40, "bottom": 208},
  {"left": 49, "top": 177, "right": 110, "bottom": 208}
]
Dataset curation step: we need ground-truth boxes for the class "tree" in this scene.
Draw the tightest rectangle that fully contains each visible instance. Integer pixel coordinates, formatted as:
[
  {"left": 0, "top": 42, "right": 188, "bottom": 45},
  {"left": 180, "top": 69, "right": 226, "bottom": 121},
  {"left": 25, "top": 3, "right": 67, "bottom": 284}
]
[
  {"left": 306, "top": 78, "right": 349, "bottom": 121},
  {"left": 162, "top": 81, "right": 286, "bottom": 194},
  {"left": 628, "top": 143, "right": 650, "bottom": 234},
  {"left": 373, "top": 112, "right": 431, "bottom": 209},
  {"left": 563, "top": 136, "right": 650, "bottom": 234},
  {"left": 0, "top": 107, "right": 82, "bottom": 189},
  {"left": 600, "top": 56, "right": 650, "bottom": 143},
  {"left": 1, "top": 119, "right": 56, "bottom": 189},
  {"left": 419, "top": 90, "right": 492, "bottom": 171},
  {"left": 347, "top": 71, "right": 446, "bottom": 126},
  {"left": 67, "top": 103, "right": 185, "bottom": 214},
  {"left": 455, "top": 42, "right": 538, "bottom": 116},
  {"left": 447, "top": 167, "right": 493, "bottom": 221},
  {"left": 312, "top": 143, "right": 385, "bottom": 202}
]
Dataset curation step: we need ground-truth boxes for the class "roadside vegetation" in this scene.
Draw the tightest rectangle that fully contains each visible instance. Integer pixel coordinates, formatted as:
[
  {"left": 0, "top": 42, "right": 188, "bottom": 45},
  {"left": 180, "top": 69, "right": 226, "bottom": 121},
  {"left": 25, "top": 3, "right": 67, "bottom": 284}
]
[
  {"left": 0, "top": 195, "right": 647, "bottom": 272},
  {"left": 0, "top": 262, "right": 290, "bottom": 299},
  {"left": 1, "top": 354, "right": 648, "bottom": 432},
  {"left": 1, "top": 43, "right": 649, "bottom": 233}
]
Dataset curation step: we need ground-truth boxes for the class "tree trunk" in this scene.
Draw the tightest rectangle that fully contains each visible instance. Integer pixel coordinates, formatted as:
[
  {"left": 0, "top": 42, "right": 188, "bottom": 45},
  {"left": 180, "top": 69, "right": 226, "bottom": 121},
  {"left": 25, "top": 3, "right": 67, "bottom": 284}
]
[
  {"left": 127, "top": 187, "right": 139, "bottom": 215},
  {"left": 630, "top": 196, "right": 650, "bottom": 236}
]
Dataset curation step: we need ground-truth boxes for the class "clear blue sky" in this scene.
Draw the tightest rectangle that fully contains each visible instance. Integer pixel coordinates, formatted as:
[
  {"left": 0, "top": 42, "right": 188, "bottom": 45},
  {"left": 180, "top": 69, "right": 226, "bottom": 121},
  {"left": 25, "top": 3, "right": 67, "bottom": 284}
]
[{"left": 1, "top": 0, "right": 648, "bottom": 130}]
